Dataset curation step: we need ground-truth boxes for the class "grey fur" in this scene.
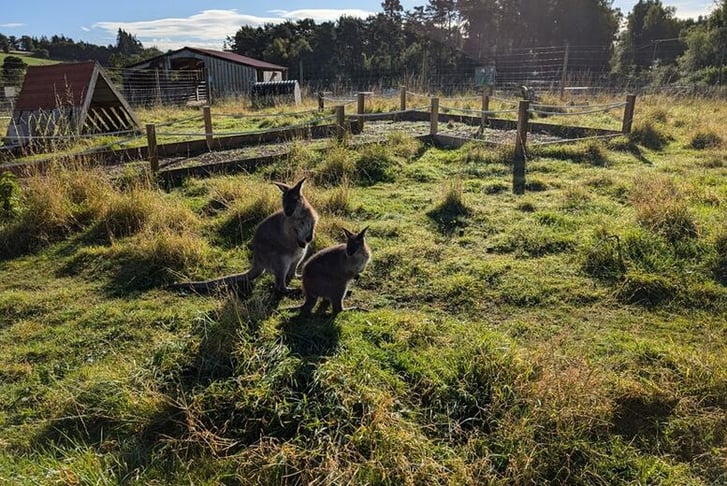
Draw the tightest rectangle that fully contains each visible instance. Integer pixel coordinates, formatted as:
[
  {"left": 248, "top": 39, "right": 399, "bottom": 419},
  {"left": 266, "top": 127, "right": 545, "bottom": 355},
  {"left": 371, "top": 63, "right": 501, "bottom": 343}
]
[
  {"left": 297, "top": 226, "right": 371, "bottom": 315},
  {"left": 171, "top": 178, "right": 318, "bottom": 295}
]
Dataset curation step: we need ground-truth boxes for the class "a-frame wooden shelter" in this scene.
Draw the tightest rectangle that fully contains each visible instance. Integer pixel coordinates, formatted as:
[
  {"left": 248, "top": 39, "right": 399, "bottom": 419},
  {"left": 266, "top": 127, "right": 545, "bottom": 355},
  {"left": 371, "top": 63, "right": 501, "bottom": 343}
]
[{"left": 5, "top": 61, "right": 140, "bottom": 146}]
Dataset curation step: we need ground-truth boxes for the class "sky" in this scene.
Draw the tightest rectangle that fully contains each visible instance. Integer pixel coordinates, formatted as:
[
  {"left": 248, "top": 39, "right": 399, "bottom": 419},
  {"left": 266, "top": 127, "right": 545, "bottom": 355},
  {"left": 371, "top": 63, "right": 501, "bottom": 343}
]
[{"left": 0, "top": 1, "right": 718, "bottom": 52}]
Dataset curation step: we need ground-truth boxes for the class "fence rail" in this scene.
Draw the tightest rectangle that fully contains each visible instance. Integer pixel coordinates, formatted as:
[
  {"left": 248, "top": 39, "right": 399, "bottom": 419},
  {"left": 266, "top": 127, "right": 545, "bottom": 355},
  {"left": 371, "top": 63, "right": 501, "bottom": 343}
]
[{"left": 2, "top": 87, "right": 636, "bottom": 194}]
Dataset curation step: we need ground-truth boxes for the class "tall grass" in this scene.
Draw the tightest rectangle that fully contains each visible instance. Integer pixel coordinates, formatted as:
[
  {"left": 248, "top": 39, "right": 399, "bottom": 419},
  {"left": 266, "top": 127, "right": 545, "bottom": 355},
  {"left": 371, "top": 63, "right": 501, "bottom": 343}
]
[{"left": 2, "top": 94, "right": 727, "bottom": 485}]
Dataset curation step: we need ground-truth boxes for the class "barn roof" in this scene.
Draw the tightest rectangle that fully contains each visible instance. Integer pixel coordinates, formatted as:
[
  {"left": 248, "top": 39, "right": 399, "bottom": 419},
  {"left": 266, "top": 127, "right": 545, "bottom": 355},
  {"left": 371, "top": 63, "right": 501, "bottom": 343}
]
[
  {"left": 7, "top": 61, "right": 140, "bottom": 145},
  {"left": 15, "top": 61, "right": 97, "bottom": 111},
  {"left": 125, "top": 47, "right": 288, "bottom": 71}
]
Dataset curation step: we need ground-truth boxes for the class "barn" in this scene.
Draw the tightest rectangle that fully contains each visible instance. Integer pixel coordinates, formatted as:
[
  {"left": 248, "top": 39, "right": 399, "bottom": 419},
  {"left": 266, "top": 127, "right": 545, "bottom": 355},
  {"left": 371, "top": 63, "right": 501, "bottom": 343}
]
[
  {"left": 4, "top": 61, "right": 140, "bottom": 147},
  {"left": 123, "top": 47, "right": 288, "bottom": 105}
]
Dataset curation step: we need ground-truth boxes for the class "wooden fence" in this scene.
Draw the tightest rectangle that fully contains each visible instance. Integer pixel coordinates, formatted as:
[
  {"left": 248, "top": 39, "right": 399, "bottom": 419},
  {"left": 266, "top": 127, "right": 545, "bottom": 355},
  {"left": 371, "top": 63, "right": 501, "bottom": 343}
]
[{"left": 2, "top": 87, "right": 637, "bottom": 193}]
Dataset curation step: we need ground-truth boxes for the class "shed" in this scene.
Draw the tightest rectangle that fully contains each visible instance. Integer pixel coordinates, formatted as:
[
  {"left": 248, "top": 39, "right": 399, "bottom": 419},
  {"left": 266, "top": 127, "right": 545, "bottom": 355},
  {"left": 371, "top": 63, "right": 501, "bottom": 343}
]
[
  {"left": 5, "top": 61, "right": 140, "bottom": 146},
  {"left": 123, "top": 47, "right": 288, "bottom": 105}
]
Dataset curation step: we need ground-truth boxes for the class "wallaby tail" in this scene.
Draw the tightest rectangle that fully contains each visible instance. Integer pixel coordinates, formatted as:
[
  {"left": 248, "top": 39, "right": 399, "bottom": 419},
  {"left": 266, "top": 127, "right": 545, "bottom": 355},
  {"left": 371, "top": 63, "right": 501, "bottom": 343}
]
[{"left": 170, "top": 266, "right": 264, "bottom": 295}]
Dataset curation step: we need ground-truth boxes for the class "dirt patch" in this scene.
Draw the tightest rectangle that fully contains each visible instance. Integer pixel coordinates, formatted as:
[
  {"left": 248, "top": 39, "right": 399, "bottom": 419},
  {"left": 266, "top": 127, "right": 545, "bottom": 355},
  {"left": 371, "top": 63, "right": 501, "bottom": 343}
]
[{"left": 158, "top": 120, "right": 564, "bottom": 172}]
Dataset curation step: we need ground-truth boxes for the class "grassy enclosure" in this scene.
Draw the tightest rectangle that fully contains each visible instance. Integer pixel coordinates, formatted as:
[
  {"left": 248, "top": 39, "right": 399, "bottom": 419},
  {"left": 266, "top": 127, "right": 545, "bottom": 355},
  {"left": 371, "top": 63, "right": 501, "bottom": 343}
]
[{"left": 0, "top": 93, "right": 726, "bottom": 484}]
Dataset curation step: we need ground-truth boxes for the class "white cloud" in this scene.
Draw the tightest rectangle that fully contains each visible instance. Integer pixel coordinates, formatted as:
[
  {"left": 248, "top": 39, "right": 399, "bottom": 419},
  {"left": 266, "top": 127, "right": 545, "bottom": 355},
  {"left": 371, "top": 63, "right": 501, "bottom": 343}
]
[
  {"left": 269, "top": 9, "right": 376, "bottom": 22},
  {"left": 0, "top": 23, "right": 25, "bottom": 28},
  {"left": 671, "top": 1, "right": 716, "bottom": 19},
  {"left": 92, "top": 8, "right": 375, "bottom": 51}
]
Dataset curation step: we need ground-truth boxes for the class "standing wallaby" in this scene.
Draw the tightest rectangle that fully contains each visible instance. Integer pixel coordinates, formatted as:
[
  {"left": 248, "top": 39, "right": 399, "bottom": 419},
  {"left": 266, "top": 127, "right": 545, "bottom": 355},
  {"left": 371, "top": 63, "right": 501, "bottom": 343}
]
[
  {"left": 172, "top": 178, "right": 318, "bottom": 295},
  {"left": 296, "top": 227, "right": 371, "bottom": 315}
]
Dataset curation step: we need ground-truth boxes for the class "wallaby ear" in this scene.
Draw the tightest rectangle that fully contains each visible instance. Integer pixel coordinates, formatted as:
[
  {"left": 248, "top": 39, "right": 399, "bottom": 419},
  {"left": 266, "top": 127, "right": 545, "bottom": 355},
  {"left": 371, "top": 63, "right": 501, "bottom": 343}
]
[
  {"left": 273, "top": 181, "right": 291, "bottom": 193},
  {"left": 342, "top": 227, "right": 356, "bottom": 241},
  {"left": 357, "top": 226, "right": 369, "bottom": 239},
  {"left": 292, "top": 177, "right": 306, "bottom": 194}
]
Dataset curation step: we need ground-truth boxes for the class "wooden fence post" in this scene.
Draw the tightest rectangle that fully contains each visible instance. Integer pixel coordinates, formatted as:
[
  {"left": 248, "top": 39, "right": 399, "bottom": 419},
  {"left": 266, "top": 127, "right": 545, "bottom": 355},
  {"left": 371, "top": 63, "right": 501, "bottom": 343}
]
[
  {"left": 357, "top": 92, "right": 366, "bottom": 130},
  {"left": 318, "top": 91, "right": 324, "bottom": 111},
  {"left": 202, "top": 105, "right": 214, "bottom": 150},
  {"left": 146, "top": 123, "right": 158, "bottom": 172},
  {"left": 513, "top": 100, "right": 530, "bottom": 195},
  {"left": 559, "top": 43, "right": 570, "bottom": 100},
  {"left": 481, "top": 89, "right": 490, "bottom": 127},
  {"left": 621, "top": 94, "right": 637, "bottom": 134},
  {"left": 430, "top": 97, "right": 439, "bottom": 136},
  {"left": 400, "top": 85, "right": 407, "bottom": 111},
  {"left": 335, "top": 105, "right": 346, "bottom": 140}
]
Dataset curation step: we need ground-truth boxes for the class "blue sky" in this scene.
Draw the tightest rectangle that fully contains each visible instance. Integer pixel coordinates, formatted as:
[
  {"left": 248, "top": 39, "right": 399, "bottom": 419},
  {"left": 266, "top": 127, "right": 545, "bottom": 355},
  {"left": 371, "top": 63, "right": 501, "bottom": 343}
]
[{"left": 0, "top": 1, "right": 717, "bottom": 51}]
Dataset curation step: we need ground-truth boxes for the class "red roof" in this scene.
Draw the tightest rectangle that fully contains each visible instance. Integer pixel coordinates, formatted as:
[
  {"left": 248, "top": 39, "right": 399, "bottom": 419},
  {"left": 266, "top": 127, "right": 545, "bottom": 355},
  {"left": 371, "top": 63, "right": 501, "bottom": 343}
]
[
  {"left": 126, "top": 47, "right": 287, "bottom": 71},
  {"left": 15, "top": 61, "right": 97, "bottom": 111},
  {"left": 189, "top": 48, "right": 287, "bottom": 71}
]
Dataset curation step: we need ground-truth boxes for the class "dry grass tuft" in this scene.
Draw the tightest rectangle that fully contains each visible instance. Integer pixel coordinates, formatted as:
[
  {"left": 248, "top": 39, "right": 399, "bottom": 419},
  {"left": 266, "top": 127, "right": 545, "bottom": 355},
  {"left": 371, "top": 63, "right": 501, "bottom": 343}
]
[{"left": 630, "top": 173, "right": 698, "bottom": 243}]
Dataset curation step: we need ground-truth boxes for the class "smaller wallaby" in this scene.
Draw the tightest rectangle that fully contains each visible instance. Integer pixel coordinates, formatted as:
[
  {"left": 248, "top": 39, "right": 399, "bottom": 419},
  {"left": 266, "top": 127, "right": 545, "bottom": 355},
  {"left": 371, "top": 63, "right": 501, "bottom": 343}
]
[
  {"left": 171, "top": 178, "right": 318, "bottom": 295},
  {"left": 296, "top": 226, "right": 371, "bottom": 315}
]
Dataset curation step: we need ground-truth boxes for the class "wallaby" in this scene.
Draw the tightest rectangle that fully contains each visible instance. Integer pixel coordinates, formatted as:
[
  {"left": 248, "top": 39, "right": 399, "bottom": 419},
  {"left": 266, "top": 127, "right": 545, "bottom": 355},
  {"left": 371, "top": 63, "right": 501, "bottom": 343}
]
[
  {"left": 296, "top": 226, "right": 371, "bottom": 315},
  {"left": 172, "top": 178, "right": 318, "bottom": 295}
]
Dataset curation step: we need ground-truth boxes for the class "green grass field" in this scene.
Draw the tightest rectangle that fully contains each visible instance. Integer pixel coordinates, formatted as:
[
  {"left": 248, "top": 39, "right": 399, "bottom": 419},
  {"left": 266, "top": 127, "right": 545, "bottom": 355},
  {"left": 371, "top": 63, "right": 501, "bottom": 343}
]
[
  {"left": 0, "top": 94, "right": 726, "bottom": 484},
  {"left": 0, "top": 51, "right": 59, "bottom": 67}
]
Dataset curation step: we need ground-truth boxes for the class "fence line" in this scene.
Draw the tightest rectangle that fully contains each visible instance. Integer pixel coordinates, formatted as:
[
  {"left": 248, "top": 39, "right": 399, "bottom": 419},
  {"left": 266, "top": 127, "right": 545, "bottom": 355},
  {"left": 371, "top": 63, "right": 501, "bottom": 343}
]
[
  {"left": 4, "top": 88, "right": 637, "bottom": 197},
  {"left": 529, "top": 103, "right": 627, "bottom": 116},
  {"left": 439, "top": 105, "right": 519, "bottom": 116}
]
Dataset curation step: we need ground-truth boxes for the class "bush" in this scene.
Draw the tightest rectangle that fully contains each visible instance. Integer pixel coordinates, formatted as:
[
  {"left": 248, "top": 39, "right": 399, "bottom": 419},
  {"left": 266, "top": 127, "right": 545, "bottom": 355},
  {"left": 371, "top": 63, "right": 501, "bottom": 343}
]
[
  {"left": 630, "top": 174, "right": 698, "bottom": 243},
  {"left": 690, "top": 131, "right": 722, "bottom": 150},
  {"left": 582, "top": 230, "right": 626, "bottom": 281},
  {"left": 0, "top": 172, "right": 21, "bottom": 221},
  {"left": 630, "top": 121, "right": 670, "bottom": 150},
  {"left": 426, "top": 179, "right": 472, "bottom": 234},
  {"left": 712, "top": 231, "right": 727, "bottom": 286},
  {"left": 316, "top": 143, "right": 355, "bottom": 186},
  {"left": 617, "top": 271, "right": 679, "bottom": 307},
  {"left": 354, "top": 143, "right": 397, "bottom": 185},
  {"left": 0, "top": 167, "right": 112, "bottom": 258}
]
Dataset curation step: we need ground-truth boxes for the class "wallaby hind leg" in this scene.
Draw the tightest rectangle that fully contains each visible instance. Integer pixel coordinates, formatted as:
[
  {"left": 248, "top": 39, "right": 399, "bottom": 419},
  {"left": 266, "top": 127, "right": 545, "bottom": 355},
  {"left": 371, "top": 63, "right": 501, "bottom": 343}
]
[
  {"left": 298, "top": 293, "right": 318, "bottom": 316},
  {"left": 331, "top": 291, "right": 347, "bottom": 315},
  {"left": 286, "top": 259, "right": 301, "bottom": 286},
  {"left": 232, "top": 263, "right": 264, "bottom": 295},
  {"left": 272, "top": 262, "right": 298, "bottom": 295},
  {"left": 317, "top": 299, "right": 330, "bottom": 314}
]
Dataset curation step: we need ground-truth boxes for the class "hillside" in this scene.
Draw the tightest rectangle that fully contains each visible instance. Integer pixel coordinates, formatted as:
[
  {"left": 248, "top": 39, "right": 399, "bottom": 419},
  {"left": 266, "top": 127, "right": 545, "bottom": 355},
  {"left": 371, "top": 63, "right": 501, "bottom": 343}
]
[
  {"left": 0, "top": 51, "right": 60, "bottom": 67},
  {"left": 0, "top": 94, "right": 726, "bottom": 484}
]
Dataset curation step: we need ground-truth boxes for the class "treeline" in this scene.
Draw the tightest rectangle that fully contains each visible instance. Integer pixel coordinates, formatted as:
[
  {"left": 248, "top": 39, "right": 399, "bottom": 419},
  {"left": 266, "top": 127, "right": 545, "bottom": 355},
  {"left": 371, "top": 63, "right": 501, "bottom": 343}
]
[
  {"left": 226, "top": 0, "right": 727, "bottom": 88},
  {"left": 2, "top": 0, "right": 726, "bottom": 90},
  {"left": 0, "top": 29, "right": 161, "bottom": 68}
]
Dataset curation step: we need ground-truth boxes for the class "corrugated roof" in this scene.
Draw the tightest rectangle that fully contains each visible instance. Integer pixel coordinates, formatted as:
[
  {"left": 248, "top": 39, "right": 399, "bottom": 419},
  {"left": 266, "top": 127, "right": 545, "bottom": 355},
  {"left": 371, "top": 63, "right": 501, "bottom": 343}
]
[
  {"left": 188, "top": 48, "right": 287, "bottom": 71},
  {"left": 126, "top": 47, "right": 287, "bottom": 71},
  {"left": 15, "top": 61, "right": 97, "bottom": 111}
]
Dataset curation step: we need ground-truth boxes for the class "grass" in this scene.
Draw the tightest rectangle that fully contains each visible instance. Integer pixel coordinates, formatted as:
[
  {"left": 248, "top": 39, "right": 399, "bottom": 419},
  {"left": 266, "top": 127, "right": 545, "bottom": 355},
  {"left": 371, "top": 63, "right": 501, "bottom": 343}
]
[
  {"left": 0, "top": 51, "right": 60, "bottom": 67},
  {"left": 1, "top": 93, "right": 727, "bottom": 484}
]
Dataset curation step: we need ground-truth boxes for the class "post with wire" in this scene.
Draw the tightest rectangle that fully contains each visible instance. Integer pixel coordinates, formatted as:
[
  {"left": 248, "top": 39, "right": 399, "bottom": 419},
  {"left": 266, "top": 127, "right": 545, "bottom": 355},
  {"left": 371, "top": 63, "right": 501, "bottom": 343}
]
[
  {"left": 621, "top": 94, "right": 637, "bottom": 134},
  {"left": 202, "top": 106, "right": 214, "bottom": 150},
  {"left": 357, "top": 92, "right": 367, "bottom": 131},
  {"left": 430, "top": 97, "right": 439, "bottom": 136},
  {"left": 335, "top": 105, "right": 346, "bottom": 140},
  {"left": 513, "top": 100, "right": 530, "bottom": 195},
  {"left": 481, "top": 89, "right": 490, "bottom": 127},
  {"left": 146, "top": 123, "right": 158, "bottom": 172}
]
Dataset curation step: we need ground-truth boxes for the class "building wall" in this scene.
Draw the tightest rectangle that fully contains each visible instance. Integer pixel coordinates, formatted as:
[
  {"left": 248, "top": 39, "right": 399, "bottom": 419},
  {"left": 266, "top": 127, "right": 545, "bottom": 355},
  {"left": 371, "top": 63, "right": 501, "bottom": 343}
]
[{"left": 164, "top": 50, "right": 258, "bottom": 101}]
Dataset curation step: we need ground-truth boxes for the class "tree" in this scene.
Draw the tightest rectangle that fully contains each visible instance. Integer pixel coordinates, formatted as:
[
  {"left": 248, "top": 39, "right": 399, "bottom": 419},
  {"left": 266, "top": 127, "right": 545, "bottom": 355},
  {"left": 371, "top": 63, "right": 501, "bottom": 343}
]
[
  {"left": 382, "top": 0, "right": 404, "bottom": 21},
  {"left": 0, "top": 33, "right": 9, "bottom": 53},
  {"left": 2, "top": 55, "right": 28, "bottom": 86},
  {"left": 678, "top": 0, "right": 727, "bottom": 81},
  {"left": 614, "top": 0, "right": 684, "bottom": 72},
  {"left": 116, "top": 29, "right": 144, "bottom": 56}
]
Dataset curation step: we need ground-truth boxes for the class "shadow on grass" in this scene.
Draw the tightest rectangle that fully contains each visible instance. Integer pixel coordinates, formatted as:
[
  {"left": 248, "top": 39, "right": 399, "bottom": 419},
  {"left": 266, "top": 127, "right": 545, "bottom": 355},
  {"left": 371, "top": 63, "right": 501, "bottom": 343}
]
[{"left": 426, "top": 199, "right": 472, "bottom": 236}]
